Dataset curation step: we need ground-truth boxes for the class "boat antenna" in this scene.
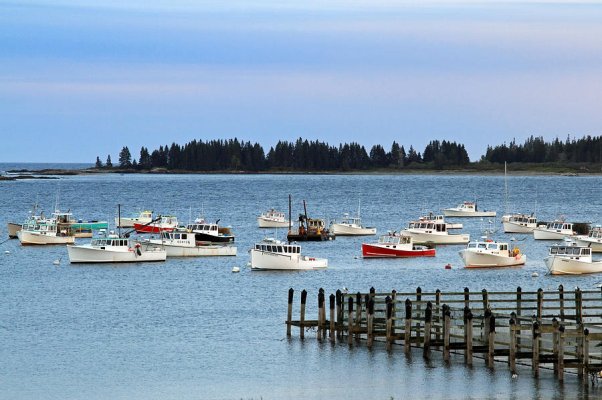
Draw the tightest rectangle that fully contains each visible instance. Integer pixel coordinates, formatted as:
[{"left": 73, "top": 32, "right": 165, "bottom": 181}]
[
  {"left": 357, "top": 198, "right": 361, "bottom": 219},
  {"left": 288, "top": 194, "right": 292, "bottom": 242},
  {"left": 504, "top": 161, "right": 509, "bottom": 216},
  {"left": 118, "top": 204, "right": 122, "bottom": 238}
]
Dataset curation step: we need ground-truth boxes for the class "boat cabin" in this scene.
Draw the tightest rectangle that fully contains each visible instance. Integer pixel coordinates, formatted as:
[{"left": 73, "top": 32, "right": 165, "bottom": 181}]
[
  {"left": 91, "top": 237, "right": 129, "bottom": 248},
  {"left": 509, "top": 214, "right": 537, "bottom": 225},
  {"left": 408, "top": 221, "right": 447, "bottom": 233},
  {"left": 588, "top": 227, "right": 602, "bottom": 239},
  {"left": 262, "top": 209, "right": 286, "bottom": 220},
  {"left": 549, "top": 245, "right": 592, "bottom": 260},
  {"left": 544, "top": 221, "right": 574, "bottom": 231},
  {"left": 254, "top": 241, "right": 300, "bottom": 254},
  {"left": 467, "top": 241, "right": 509, "bottom": 251}
]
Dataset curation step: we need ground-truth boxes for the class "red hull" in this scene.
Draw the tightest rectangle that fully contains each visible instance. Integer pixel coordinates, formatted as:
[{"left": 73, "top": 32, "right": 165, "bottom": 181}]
[
  {"left": 133, "top": 223, "right": 175, "bottom": 234},
  {"left": 362, "top": 243, "right": 436, "bottom": 258}
]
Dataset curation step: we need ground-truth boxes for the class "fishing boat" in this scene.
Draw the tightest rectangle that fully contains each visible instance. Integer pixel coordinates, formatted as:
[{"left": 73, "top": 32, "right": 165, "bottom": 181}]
[
  {"left": 419, "top": 213, "right": 463, "bottom": 230},
  {"left": 148, "top": 229, "right": 237, "bottom": 257},
  {"left": 257, "top": 209, "right": 289, "bottom": 228},
  {"left": 533, "top": 220, "right": 576, "bottom": 240},
  {"left": 115, "top": 210, "right": 153, "bottom": 228},
  {"left": 402, "top": 218, "right": 470, "bottom": 245},
  {"left": 362, "top": 234, "right": 435, "bottom": 258},
  {"left": 287, "top": 198, "right": 334, "bottom": 241},
  {"left": 67, "top": 232, "right": 166, "bottom": 263},
  {"left": 330, "top": 214, "right": 376, "bottom": 236},
  {"left": 575, "top": 227, "right": 602, "bottom": 252},
  {"left": 459, "top": 239, "right": 525, "bottom": 268},
  {"left": 443, "top": 201, "right": 496, "bottom": 217},
  {"left": 17, "top": 211, "right": 75, "bottom": 245},
  {"left": 134, "top": 215, "right": 178, "bottom": 234},
  {"left": 7, "top": 204, "right": 46, "bottom": 239},
  {"left": 502, "top": 213, "right": 538, "bottom": 234},
  {"left": 250, "top": 238, "right": 327, "bottom": 270},
  {"left": 186, "top": 219, "right": 235, "bottom": 243},
  {"left": 7, "top": 222, "right": 21, "bottom": 238},
  {"left": 544, "top": 244, "right": 602, "bottom": 275}
]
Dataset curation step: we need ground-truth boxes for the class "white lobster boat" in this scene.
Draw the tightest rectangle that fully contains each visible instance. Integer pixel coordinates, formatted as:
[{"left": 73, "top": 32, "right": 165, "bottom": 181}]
[
  {"left": 575, "top": 227, "right": 602, "bottom": 253},
  {"left": 330, "top": 213, "right": 376, "bottom": 236},
  {"left": 419, "top": 213, "right": 463, "bottom": 230},
  {"left": 545, "top": 244, "right": 602, "bottom": 275},
  {"left": 148, "top": 230, "right": 237, "bottom": 257},
  {"left": 250, "top": 238, "right": 327, "bottom": 270},
  {"left": 67, "top": 233, "right": 166, "bottom": 263},
  {"left": 115, "top": 210, "right": 153, "bottom": 228},
  {"left": 459, "top": 240, "right": 525, "bottom": 268},
  {"left": 257, "top": 209, "right": 289, "bottom": 228},
  {"left": 502, "top": 213, "right": 538, "bottom": 233},
  {"left": 402, "top": 218, "right": 470, "bottom": 245},
  {"left": 533, "top": 220, "right": 575, "bottom": 240},
  {"left": 443, "top": 201, "right": 496, "bottom": 218},
  {"left": 17, "top": 211, "right": 75, "bottom": 245}
]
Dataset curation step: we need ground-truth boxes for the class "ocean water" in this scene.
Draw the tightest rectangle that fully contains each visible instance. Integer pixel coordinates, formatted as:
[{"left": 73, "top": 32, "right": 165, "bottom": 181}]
[{"left": 1, "top": 172, "right": 601, "bottom": 399}]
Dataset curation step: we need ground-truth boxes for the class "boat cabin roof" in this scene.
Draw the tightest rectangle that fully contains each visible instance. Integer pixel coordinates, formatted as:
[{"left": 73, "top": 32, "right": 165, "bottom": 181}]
[
  {"left": 91, "top": 238, "right": 129, "bottom": 247},
  {"left": 467, "top": 241, "right": 509, "bottom": 250},
  {"left": 254, "top": 241, "right": 300, "bottom": 253},
  {"left": 549, "top": 245, "right": 591, "bottom": 256},
  {"left": 379, "top": 234, "right": 411, "bottom": 244}
]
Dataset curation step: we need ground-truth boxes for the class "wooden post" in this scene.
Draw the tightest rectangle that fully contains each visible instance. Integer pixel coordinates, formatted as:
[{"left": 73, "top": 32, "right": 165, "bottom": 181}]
[
  {"left": 537, "top": 288, "right": 543, "bottom": 319},
  {"left": 347, "top": 297, "right": 354, "bottom": 346},
  {"left": 577, "top": 323, "right": 585, "bottom": 378},
  {"left": 300, "top": 289, "right": 307, "bottom": 340},
  {"left": 466, "top": 310, "right": 473, "bottom": 366},
  {"left": 424, "top": 301, "right": 432, "bottom": 358},
  {"left": 415, "top": 287, "right": 422, "bottom": 347},
  {"left": 484, "top": 308, "right": 492, "bottom": 344},
  {"left": 435, "top": 289, "right": 441, "bottom": 342},
  {"left": 443, "top": 305, "right": 451, "bottom": 362},
  {"left": 516, "top": 286, "right": 522, "bottom": 348},
  {"left": 367, "top": 298, "right": 375, "bottom": 348},
  {"left": 391, "top": 290, "right": 397, "bottom": 338},
  {"left": 488, "top": 314, "right": 496, "bottom": 368},
  {"left": 404, "top": 298, "right": 412, "bottom": 353},
  {"left": 464, "top": 287, "right": 470, "bottom": 309},
  {"left": 329, "top": 294, "right": 335, "bottom": 342},
  {"left": 552, "top": 318, "right": 559, "bottom": 375},
  {"left": 482, "top": 289, "right": 489, "bottom": 312},
  {"left": 509, "top": 316, "right": 516, "bottom": 374},
  {"left": 558, "top": 325, "right": 565, "bottom": 380},
  {"left": 318, "top": 289, "right": 325, "bottom": 340},
  {"left": 532, "top": 321, "right": 540, "bottom": 377},
  {"left": 558, "top": 284, "right": 565, "bottom": 322},
  {"left": 575, "top": 288, "right": 583, "bottom": 324},
  {"left": 369, "top": 286, "right": 376, "bottom": 298},
  {"left": 583, "top": 328, "right": 590, "bottom": 382},
  {"left": 287, "top": 288, "right": 294, "bottom": 336},
  {"left": 386, "top": 298, "right": 393, "bottom": 351},
  {"left": 355, "top": 292, "right": 362, "bottom": 342},
  {"left": 336, "top": 289, "right": 342, "bottom": 338}
]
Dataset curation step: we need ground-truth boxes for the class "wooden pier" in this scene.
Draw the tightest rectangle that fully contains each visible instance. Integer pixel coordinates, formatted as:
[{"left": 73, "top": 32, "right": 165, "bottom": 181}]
[{"left": 286, "top": 285, "right": 602, "bottom": 384}]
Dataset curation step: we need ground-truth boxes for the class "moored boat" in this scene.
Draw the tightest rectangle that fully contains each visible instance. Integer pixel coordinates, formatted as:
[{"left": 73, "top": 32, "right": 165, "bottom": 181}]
[
  {"left": 362, "top": 234, "right": 435, "bottom": 258},
  {"left": 134, "top": 215, "right": 178, "bottom": 234},
  {"left": 459, "top": 239, "right": 525, "bottom": 268},
  {"left": 419, "top": 213, "right": 463, "bottom": 230},
  {"left": 330, "top": 213, "right": 376, "bottom": 236},
  {"left": 115, "top": 210, "right": 153, "bottom": 228},
  {"left": 67, "top": 233, "right": 166, "bottom": 263},
  {"left": 250, "top": 238, "right": 327, "bottom": 270},
  {"left": 257, "top": 209, "right": 289, "bottom": 228},
  {"left": 502, "top": 213, "right": 537, "bottom": 233},
  {"left": 443, "top": 201, "right": 496, "bottom": 218},
  {"left": 7, "top": 222, "right": 22, "bottom": 239},
  {"left": 533, "top": 220, "right": 575, "bottom": 240},
  {"left": 186, "top": 219, "right": 235, "bottom": 243},
  {"left": 544, "top": 244, "right": 602, "bottom": 275},
  {"left": 402, "top": 218, "right": 470, "bottom": 245},
  {"left": 17, "top": 211, "right": 75, "bottom": 245},
  {"left": 575, "top": 227, "right": 602, "bottom": 253},
  {"left": 148, "top": 230, "right": 237, "bottom": 257}
]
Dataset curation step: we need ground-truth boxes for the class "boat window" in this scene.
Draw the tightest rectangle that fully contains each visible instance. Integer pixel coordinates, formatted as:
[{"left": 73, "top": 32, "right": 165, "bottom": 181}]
[
  {"left": 212, "top": 226, "right": 217, "bottom": 231},
  {"left": 489, "top": 244, "right": 498, "bottom": 250},
  {"left": 584, "top": 248, "right": 591, "bottom": 255},
  {"left": 468, "top": 243, "right": 477, "bottom": 248},
  {"left": 478, "top": 243, "right": 487, "bottom": 249},
  {"left": 500, "top": 245, "right": 507, "bottom": 250},
  {"left": 277, "top": 246, "right": 283, "bottom": 253}
]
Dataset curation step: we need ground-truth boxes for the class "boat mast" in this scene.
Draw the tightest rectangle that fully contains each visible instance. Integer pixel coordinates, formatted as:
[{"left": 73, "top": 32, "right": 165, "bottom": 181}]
[
  {"left": 504, "top": 161, "right": 508, "bottom": 216},
  {"left": 288, "top": 194, "right": 292, "bottom": 242},
  {"left": 118, "top": 204, "right": 122, "bottom": 238}
]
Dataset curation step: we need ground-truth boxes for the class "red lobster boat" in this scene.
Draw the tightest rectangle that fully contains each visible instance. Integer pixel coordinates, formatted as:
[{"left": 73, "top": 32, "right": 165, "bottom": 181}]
[
  {"left": 134, "top": 216, "right": 178, "bottom": 234},
  {"left": 362, "top": 234, "right": 436, "bottom": 258}
]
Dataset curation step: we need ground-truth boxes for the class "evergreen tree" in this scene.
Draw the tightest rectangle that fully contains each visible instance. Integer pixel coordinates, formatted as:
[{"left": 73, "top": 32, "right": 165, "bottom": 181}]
[
  {"left": 106, "top": 155, "right": 113, "bottom": 168},
  {"left": 95, "top": 156, "right": 103, "bottom": 169},
  {"left": 118, "top": 146, "right": 132, "bottom": 168}
]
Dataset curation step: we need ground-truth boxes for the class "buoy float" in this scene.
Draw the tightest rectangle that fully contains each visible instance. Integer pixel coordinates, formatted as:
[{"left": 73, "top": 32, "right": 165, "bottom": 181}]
[
  {"left": 531, "top": 272, "right": 539, "bottom": 277},
  {"left": 4, "top": 250, "right": 10, "bottom": 254},
  {"left": 232, "top": 266, "right": 240, "bottom": 273},
  {"left": 52, "top": 259, "right": 60, "bottom": 266},
  {"left": 445, "top": 263, "right": 452, "bottom": 270}
]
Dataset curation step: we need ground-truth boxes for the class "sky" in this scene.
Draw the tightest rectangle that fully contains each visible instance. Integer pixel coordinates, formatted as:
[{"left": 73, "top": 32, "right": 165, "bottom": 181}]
[{"left": 1, "top": 1, "right": 602, "bottom": 163}]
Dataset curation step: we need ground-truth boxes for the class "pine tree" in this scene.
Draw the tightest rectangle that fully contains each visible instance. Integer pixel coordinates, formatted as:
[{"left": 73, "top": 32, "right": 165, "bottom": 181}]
[
  {"left": 118, "top": 146, "right": 132, "bottom": 168},
  {"left": 95, "top": 156, "right": 103, "bottom": 169},
  {"left": 106, "top": 155, "right": 113, "bottom": 168}
]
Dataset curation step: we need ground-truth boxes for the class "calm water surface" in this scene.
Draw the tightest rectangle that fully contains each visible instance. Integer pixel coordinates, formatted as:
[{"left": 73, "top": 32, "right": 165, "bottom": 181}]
[{"left": 1, "top": 173, "right": 601, "bottom": 399}]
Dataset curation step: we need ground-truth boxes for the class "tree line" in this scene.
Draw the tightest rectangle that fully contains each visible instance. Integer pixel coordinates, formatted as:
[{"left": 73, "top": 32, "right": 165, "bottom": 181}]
[{"left": 94, "top": 135, "right": 599, "bottom": 171}]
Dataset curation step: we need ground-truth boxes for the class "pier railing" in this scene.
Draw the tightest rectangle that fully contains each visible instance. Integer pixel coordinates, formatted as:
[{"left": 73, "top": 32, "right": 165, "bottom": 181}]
[{"left": 286, "top": 285, "right": 602, "bottom": 384}]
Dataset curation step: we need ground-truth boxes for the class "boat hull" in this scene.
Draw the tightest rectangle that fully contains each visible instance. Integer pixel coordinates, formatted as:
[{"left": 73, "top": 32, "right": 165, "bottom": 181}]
[
  {"left": 257, "top": 217, "right": 289, "bottom": 228},
  {"left": 533, "top": 228, "right": 574, "bottom": 240},
  {"left": 331, "top": 224, "right": 376, "bottom": 236},
  {"left": 192, "top": 232, "right": 235, "bottom": 243},
  {"left": 250, "top": 250, "right": 327, "bottom": 270},
  {"left": 115, "top": 217, "right": 152, "bottom": 228},
  {"left": 545, "top": 256, "right": 602, "bottom": 275},
  {"left": 402, "top": 230, "right": 469, "bottom": 245},
  {"left": 7, "top": 222, "right": 21, "bottom": 238},
  {"left": 17, "top": 230, "right": 75, "bottom": 245},
  {"left": 67, "top": 245, "right": 166, "bottom": 263},
  {"left": 150, "top": 241, "right": 237, "bottom": 257},
  {"left": 71, "top": 221, "right": 109, "bottom": 230},
  {"left": 503, "top": 221, "right": 537, "bottom": 234},
  {"left": 575, "top": 237, "right": 602, "bottom": 253},
  {"left": 460, "top": 250, "right": 526, "bottom": 268},
  {"left": 362, "top": 243, "right": 435, "bottom": 258},
  {"left": 287, "top": 233, "right": 334, "bottom": 242},
  {"left": 443, "top": 210, "right": 496, "bottom": 217},
  {"left": 134, "top": 223, "right": 176, "bottom": 234}
]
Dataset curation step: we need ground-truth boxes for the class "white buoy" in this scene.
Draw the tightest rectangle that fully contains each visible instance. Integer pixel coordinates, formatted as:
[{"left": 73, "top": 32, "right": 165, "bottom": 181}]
[
  {"left": 531, "top": 272, "right": 539, "bottom": 277},
  {"left": 232, "top": 266, "right": 240, "bottom": 273},
  {"left": 246, "top": 262, "right": 251, "bottom": 267},
  {"left": 354, "top": 255, "right": 359, "bottom": 259},
  {"left": 53, "top": 257, "right": 61, "bottom": 266},
  {"left": 596, "top": 283, "right": 602, "bottom": 289},
  {"left": 4, "top": 250, "right": 9, "bottom": 254},
  {"left": 512, "top": 373, "right": 518, "bottom": 379}
]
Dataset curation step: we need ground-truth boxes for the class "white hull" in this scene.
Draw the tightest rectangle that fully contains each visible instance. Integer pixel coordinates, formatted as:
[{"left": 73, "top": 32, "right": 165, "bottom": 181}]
[
  {"left": 7, "top": 222, "right": 21, "bottom": 238},
  {"left": 503, "top": 221, "right": 536, "bottom": 233},
  {"left": 460, "top": 250, "right": 526, "bottom": 268},
  {"left": 149, "top": 240, "right": 237, "bottom": 257},
  {"left": 250, "top": 249, "right": 327, "bottom": 270},
  {"left": 67, "top": 244, "right": 166, "bottom": 263},
  {"left": 115, "top": 216, "right": 152, "bottom": 228},
  {"left": 402, "top": 229, "right": 470, "bottom": 245},
  {"left": 443, "top": 210, "right": 496, "bottom": 217},
  {"left": 545, "top": 256, "right": 602, "bottom": 275},
  {"left": 533, "top": 228, "right": 574, "bottom": 240},
  {"left": 575, "top": 237, "right": 602, "bottom": 253},
  {"left": 330, "top": 223, "right": 376, "bottom": 236},
  {"left": 257, "top": 217, "right": 289, "bottom": 228},
  {"left": 18, "top": 230, "right": 75, "bottom": 245}
]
